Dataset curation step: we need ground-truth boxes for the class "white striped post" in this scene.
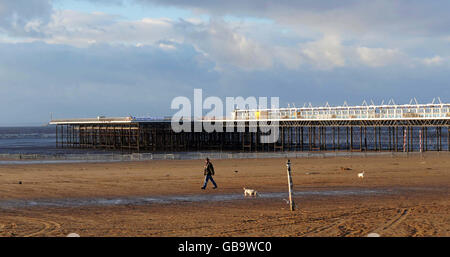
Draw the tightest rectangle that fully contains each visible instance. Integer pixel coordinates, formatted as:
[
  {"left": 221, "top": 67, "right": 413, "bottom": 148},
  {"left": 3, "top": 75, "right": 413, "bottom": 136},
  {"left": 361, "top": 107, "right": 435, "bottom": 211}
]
[{"left": 286, "top": 159, "right": 295, "bottom": 211}]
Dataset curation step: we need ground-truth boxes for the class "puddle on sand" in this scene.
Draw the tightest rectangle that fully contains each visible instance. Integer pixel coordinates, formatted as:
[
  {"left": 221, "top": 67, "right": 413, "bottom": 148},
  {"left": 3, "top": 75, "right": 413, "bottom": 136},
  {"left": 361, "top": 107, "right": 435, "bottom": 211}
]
[{"left": 0, "top": 188, "right": 396, "bottom": 209}]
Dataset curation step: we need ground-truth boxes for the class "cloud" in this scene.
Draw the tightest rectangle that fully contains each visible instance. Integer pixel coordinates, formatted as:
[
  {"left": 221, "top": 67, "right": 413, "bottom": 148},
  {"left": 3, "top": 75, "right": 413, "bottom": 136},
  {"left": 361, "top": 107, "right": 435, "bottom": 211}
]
[
  {"left": 34, "top": 13, "right": 295, "bottom": 71},
  {"left": 0, "top": 41, "right": 218, "bottom": 124},
  {"left": 55, "top": 1, "right": 449, "bottom": 71},
  {"left": 177, "top": 19, "right": 274, "bottom": 71},
  {"left": 272, "top": 46, "right": 303, "bottom": 70},
  {"left": 132, "top": 0, "right": 450, "bottom": 37},
  {"left": 43, "top": 10, "right": 177, "bottom": 47},
  {"left": 2, "top": 2, "right": 448, "bottom": 72},
  {"left": 356, "top": 47, "right": 404, "bottom": 67},
  {"left": 2, "top": 8, "right": 436, "bottom": 72},
  {"left": 158, "top": 42, "right": 176, "bottom": 50},
  {"left": 0, "top": 40, "right": 449, "bottom": 125},
  {"left": 1, "top": 1, "right": 449, "bottom": 125},
  {"left": 301, "top": 35, "right": 345, "bottom": 69},
  {"left": 0, "top": 0, "right": 53, "bottom": 37},
  {"left": 422, "top": 55, "right": 445, "bottom": 66}
]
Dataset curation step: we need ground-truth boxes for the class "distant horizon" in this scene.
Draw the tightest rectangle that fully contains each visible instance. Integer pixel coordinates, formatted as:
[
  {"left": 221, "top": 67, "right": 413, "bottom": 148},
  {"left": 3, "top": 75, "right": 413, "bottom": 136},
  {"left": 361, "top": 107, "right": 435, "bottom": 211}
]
[
  {"left": 0, "top": 123, "right": 53, "bottom": 127},
  {"left": 1, "top": 96, "right": 448, "bottom": 127}
]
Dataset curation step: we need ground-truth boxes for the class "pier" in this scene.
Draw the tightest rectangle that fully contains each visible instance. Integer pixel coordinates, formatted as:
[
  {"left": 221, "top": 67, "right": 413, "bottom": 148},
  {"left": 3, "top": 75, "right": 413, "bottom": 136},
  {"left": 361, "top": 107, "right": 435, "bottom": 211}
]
[{"left": 49, "top": 101, "right": 450, "bottom": 153}]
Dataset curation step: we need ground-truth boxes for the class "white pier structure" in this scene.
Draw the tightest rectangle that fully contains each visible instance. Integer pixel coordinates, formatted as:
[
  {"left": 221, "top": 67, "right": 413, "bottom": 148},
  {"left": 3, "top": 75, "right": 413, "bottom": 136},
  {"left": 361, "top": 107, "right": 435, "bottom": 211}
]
[
  {"left": 231, "top": 102, "right": 450, "bottom": 121},
  {"left": 50, "top": 99, "right": 450, "bottom": 152}
]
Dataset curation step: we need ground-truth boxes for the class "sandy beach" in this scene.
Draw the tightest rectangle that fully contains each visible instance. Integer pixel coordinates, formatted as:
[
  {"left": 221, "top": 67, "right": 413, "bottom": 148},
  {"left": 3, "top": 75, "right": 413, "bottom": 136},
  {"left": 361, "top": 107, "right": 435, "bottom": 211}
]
[{"left": 0, "top": 152, "right": 448, "bottom": 237}]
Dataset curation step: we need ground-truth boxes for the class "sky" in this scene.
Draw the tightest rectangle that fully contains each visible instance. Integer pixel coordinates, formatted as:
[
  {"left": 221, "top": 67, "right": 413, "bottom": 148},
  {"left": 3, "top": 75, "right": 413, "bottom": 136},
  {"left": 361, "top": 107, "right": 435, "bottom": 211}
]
[{"left": 0, "top": 0, "right": 449, "bottom": 125}]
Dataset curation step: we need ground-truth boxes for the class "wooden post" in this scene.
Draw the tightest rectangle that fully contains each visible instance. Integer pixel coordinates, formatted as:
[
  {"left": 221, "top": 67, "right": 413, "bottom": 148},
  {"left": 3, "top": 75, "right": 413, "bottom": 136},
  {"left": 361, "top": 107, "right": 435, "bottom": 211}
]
[
  {"left": 422, "top": 127, "right": 425, "bottom": 152},
  {"left": 318, "top": 126, "right": 322, "bottom": 150},
  {"left": 346, "top": 127, "right": 349, "bottom": 150},
  {"left": 439, "top": 127, "right": 442, "bottom": 151},
  {"left": 300, "top": 127, "right": 304, "bottom": 151},
  {"left": 55, "top": 125, "right": 58, "bottom": 148},
  {"left": 396, "top": 126, "right": 399, "bottom": 152},
  {"left": 419, "top": 127, "right": 423, "bottom": 152},
  {"left": 387, "top": 127, "right": 392, "bottom": 151},
  {"left": 308, "top": 127, "right": 312, "bottom": 151},
  {"left": 359, "top": 126, "right": 362, "bottom": 151},
  {"left": 61, "top": 124, "right": 64, "bottom": 148},
  {"left": 436, "top": 127, "right": 439, "bottom": 151},
  {"left": 364, "top": 127, "right": 368, "bottom": 151},
  {"left": 409, "top": 127, "right": 413, "bottom": 152},
  {"left": 332, "top": 127, "right": 335, "bottom": 150},
  {"left": 289, "top": 127, "right": 293, "bottom": 151},
  {"left": 372, "top": 127, "right": 375, "bottom": 151},
  {"left": 137, "top": 125, "right": 140, "bottom": 152},
  {"left": 379, "top": 126, "right": 382, "bottom": 151},
  {"left": 350, "top": 126, "right": 353, "bottom": 151},
  {"left": 280, "top": 127, "right": 284, "bottom": 151},
  {"left": 286, "top": 159, "right": 295, "bottom": 211},
  {"left": 337, "top": 127, "right": 340, "bottom": 150},
  {"left": 403, "top": 127, "right": 407, "bottom": 152}
]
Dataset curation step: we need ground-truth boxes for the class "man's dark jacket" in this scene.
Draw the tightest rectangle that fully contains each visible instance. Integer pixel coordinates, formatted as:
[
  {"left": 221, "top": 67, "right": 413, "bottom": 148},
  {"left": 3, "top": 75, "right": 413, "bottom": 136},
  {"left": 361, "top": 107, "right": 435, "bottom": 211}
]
[{"left": 204, "top": 162, "right": 215, "bottom": 176}]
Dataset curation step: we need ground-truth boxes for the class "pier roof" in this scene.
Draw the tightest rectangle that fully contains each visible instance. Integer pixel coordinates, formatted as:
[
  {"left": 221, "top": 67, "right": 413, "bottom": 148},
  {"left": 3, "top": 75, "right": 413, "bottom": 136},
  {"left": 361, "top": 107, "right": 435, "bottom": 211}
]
[{"left": 49, "top": 101, "right": 450, "bottom": 125}]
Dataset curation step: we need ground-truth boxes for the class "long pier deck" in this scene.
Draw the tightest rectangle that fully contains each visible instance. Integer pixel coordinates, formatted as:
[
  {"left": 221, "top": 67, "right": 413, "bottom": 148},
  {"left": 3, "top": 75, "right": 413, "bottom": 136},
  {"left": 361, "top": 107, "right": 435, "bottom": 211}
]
[{"left": 49, "top": 102, "right": 450, "bottom": 153}]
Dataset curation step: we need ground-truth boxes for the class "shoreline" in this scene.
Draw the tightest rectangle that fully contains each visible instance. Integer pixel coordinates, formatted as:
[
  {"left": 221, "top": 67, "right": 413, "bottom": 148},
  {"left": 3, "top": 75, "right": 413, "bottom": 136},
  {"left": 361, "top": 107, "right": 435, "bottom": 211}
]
[{"left": 1, "top": 150, "right": 449, "bottom": 165}]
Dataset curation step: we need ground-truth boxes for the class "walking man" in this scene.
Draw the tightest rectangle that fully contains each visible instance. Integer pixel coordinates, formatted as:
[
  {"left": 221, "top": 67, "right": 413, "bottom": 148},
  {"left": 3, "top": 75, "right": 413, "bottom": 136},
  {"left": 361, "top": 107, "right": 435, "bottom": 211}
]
[{"left": 201, "top": 158, "right": 217, "bottom": 190}]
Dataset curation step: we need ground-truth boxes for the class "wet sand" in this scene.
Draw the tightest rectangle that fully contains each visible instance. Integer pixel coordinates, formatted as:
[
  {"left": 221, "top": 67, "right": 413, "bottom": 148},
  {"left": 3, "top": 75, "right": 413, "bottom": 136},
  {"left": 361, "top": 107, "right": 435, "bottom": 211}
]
[{"left": 0, "top": 152, "right": 448, "bottom": 237}]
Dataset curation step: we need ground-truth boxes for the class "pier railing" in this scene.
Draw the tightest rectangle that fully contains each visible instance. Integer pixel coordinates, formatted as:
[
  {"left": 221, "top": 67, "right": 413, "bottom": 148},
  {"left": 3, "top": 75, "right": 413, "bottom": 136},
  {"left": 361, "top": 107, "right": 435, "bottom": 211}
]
[{"left": 231, "top": 104, "right": 450, "bottom": 121}]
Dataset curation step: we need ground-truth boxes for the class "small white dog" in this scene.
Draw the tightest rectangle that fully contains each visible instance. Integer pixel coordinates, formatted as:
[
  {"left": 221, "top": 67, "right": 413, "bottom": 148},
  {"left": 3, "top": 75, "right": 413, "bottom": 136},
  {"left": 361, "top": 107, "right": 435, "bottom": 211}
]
[
  {"left": 358, "top": 171, "right": 365, "bottom": 178},
  {"left": 243, "top": 187, "right": 258, "bottom": 197}
]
